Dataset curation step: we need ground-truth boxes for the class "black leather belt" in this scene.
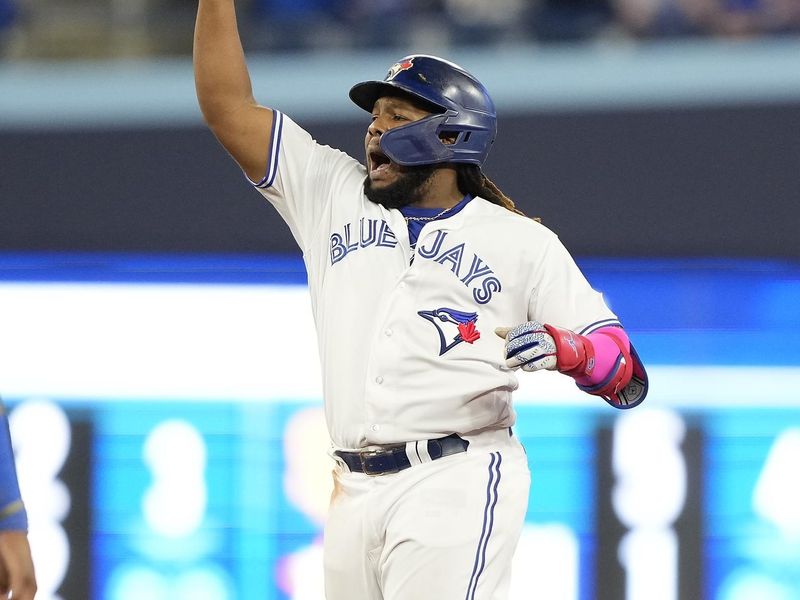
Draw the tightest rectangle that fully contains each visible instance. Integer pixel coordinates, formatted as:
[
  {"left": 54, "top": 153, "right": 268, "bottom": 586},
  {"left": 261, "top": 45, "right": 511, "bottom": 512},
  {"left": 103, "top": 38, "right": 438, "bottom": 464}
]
[{"left": 334, "top": 433, "right": 469, "bottom": 476}]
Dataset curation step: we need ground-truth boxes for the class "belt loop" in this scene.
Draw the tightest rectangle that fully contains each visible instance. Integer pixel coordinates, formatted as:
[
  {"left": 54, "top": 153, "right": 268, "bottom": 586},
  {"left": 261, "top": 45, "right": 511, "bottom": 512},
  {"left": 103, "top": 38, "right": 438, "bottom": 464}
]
[
  {"left": 405, "top": 441, "right": 422, "bottom": 467},
  {"left": 416, "top": 439, "right": 433, "bottom": 463}
]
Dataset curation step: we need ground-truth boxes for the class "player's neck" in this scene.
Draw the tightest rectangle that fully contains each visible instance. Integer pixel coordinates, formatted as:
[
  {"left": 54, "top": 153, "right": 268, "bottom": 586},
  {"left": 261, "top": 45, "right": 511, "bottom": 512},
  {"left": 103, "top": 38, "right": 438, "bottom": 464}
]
[{"left": 411, "top": 168, "right": 462, "bottom": 210}]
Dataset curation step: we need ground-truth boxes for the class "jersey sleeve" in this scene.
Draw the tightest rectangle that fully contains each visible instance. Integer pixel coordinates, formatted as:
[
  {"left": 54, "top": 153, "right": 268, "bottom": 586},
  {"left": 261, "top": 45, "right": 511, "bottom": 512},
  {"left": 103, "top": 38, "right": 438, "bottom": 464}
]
[
  {"left": 248, "top": 111, "right": 365, "bottom": 251},
  {"left": 527, "top": 233, "right": 620, "bottom": 335}
]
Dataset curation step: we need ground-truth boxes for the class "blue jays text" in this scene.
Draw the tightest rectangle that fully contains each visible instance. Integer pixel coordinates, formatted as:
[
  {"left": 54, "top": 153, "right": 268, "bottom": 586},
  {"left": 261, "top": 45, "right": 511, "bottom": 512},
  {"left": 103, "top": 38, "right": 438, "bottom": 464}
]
[{"left": 329, "top": 218, "right": 502, "bottom": 304}]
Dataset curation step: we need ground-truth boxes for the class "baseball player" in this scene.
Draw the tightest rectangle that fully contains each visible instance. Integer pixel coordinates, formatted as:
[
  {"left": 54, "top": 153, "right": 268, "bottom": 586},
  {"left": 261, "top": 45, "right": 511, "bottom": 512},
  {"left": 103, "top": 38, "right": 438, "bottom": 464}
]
[
  {"left": 194, "top": 2, "right": 647, "bottom": 598},
  {"left": 0, "top": 400, "right": 37, "bottom": 600}
]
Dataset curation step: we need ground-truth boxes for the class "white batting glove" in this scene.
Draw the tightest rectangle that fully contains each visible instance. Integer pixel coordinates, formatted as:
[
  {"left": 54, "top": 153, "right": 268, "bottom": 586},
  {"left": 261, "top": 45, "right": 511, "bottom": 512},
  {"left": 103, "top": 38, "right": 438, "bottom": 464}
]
[{"left": 494, "top": 321, "right": 558, "bottom": 372}]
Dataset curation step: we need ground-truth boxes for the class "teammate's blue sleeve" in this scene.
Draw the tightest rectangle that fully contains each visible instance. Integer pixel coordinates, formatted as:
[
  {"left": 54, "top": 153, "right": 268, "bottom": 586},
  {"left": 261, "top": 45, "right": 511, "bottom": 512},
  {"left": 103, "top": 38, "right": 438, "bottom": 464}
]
[{"left": 0, "top": 400, "right": 28, "bottom": 531}]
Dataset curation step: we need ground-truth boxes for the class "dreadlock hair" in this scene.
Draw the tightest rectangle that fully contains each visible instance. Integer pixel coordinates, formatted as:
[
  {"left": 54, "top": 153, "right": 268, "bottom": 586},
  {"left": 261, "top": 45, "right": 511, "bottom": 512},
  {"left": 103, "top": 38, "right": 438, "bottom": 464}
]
[{"left": 455, "top": 164, "right": 534, "bottom": 219}]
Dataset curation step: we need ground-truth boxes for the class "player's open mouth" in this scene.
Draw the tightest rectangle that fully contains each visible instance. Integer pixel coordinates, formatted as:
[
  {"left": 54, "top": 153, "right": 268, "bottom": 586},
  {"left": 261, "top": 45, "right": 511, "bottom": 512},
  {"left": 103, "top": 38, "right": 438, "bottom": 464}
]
[{"left": 369, "top": 150, "right": 393, "bottom": 175}]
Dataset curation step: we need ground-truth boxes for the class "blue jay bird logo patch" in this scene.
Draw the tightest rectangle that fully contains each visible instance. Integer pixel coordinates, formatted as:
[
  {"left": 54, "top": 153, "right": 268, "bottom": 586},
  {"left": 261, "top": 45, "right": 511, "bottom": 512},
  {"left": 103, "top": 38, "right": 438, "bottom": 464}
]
[
  {"left": 418, "top": 308, "right": 481, "bottom": 356},
  {"left": 386, "top": 58, "right": 414, "bottom": 81}
]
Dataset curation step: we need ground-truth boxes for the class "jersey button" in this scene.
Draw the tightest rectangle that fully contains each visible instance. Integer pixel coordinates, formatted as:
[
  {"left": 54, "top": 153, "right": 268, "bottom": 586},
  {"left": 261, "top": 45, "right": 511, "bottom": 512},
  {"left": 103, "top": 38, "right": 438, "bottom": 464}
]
[
  {"left": 371, "top": 424, "right": 380, "bottom": 432},
  {"left": 384, "top": 328, "right": 393, "bottom": 337},
  {"left": 398, "top": 282, "right": 406, "bottom": 289},
  {"left": 375, "top": 376, "right": 384, "bottom": 384}
]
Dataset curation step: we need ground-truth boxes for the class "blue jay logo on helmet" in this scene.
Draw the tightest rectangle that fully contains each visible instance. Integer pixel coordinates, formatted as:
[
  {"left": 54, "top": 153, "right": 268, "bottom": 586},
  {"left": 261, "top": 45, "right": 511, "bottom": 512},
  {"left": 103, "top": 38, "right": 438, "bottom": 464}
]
[
  {"left": 386, "top": 58, "right": 415, "bottom": 81},
  {"left": 418, "top": 307, "right": 481, "bottom": 356}
]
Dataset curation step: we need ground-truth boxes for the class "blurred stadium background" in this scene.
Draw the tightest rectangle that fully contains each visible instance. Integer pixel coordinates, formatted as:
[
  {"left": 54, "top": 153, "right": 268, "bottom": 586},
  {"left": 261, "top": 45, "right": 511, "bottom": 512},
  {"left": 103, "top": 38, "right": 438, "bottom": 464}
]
[{"left": 1, "top": 1, "right": 799, "bottom": 599}]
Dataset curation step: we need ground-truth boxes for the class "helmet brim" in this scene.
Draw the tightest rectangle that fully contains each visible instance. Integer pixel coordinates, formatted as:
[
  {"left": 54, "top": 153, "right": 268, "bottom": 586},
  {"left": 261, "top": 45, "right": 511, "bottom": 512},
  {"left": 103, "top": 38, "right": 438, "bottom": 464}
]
[{"left": 349, "top": 80, "right": 444, "bottom": 115}]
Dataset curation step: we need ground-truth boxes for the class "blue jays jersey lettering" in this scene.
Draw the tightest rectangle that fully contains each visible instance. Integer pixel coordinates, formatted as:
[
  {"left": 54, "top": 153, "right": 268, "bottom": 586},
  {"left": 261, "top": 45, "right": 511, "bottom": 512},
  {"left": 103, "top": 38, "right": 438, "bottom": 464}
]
[
  {"left": 252, "top": 113, "right": 619, "bottom": 449},
  {"left": 415, "top": 230, "right": 501, "bottom": 305},
  {"left": 329, "top": 218, "right": 398, "bottom": 265}
]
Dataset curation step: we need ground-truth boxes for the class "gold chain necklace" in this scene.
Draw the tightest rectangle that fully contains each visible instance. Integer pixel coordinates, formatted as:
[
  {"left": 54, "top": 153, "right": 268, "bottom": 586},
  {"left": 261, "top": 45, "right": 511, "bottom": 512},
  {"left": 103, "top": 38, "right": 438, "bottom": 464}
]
[{"left": 403, "top": 205, "right": 455, "bottom": 223}]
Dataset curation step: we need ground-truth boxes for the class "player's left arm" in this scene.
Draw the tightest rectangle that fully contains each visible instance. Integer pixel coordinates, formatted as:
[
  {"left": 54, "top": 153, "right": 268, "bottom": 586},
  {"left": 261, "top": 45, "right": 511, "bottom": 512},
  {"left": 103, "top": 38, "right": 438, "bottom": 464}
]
[
  {"left": 495, "top": 230, "right": 648, "bottom": 409},
  {"left": 495, "top": 321, "right": 647, "bottom": 409}
]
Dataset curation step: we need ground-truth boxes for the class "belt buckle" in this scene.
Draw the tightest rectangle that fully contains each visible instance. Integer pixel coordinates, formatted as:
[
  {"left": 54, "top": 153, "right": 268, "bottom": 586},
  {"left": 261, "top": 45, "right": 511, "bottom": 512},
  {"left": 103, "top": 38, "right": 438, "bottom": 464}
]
[{"left": 360, "top": 448, "right": 400, "bottom": 476}]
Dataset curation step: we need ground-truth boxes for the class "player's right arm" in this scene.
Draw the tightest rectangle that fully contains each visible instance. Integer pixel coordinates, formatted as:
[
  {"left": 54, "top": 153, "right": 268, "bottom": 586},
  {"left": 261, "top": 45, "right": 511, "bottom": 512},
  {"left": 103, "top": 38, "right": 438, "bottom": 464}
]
[{"left": 194, "top": 0, "right": 273, "bottom": 183}]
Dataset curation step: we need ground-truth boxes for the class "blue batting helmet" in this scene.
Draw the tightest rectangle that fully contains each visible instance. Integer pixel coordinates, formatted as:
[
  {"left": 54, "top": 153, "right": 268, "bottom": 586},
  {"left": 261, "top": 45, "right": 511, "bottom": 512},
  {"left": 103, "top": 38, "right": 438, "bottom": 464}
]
[{"left": 349, "top": 55, "right": 497, "bottom": 167}]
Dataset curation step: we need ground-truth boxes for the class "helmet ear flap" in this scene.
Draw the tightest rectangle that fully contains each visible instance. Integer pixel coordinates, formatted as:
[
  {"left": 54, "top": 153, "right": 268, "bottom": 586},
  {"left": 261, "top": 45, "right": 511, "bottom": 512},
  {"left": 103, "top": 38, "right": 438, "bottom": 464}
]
[
  {"left": 379, "top": 111, "right": 495, "bottom": 167},
  {"left": 379, "top": 114, "right": 455, "bottom": 167}
]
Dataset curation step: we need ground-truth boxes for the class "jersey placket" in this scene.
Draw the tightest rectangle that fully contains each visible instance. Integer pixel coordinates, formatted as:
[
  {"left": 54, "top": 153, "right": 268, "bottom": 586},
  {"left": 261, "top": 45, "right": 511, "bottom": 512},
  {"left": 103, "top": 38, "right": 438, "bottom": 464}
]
[
  {"left": 358, "top": 209, "right": 414, "bottom": 443},
  {"left": 360, "top": 271, "right": 418, "bottom": 444}
]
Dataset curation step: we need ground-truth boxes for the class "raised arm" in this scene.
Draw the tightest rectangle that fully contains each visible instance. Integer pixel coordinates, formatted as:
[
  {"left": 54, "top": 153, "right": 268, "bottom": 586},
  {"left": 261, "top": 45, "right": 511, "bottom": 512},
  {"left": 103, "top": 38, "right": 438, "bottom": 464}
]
[{"left": 194, "top": 0, "right": 274, "bottom": 182}]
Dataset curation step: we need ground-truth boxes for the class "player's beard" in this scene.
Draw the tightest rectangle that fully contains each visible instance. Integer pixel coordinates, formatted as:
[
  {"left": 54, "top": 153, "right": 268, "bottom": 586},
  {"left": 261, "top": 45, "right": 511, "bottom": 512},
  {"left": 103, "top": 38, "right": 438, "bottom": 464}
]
[{"left": 363, "top": 164, "right": 438, "bottom": 210}]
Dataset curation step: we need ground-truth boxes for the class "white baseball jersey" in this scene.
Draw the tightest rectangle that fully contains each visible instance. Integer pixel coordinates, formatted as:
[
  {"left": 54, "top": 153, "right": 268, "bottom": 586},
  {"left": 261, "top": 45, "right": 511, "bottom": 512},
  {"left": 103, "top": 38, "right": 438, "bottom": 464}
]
[{"left": 253, "top": 111, "right": 619, "bottom": 450}]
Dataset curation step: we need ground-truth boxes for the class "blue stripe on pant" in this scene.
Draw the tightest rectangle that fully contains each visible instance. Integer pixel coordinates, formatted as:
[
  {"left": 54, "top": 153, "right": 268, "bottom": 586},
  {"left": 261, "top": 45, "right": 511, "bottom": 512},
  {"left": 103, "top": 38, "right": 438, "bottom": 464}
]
[{"left": 465, "top": 452, "right": 503, "bottom": 600}]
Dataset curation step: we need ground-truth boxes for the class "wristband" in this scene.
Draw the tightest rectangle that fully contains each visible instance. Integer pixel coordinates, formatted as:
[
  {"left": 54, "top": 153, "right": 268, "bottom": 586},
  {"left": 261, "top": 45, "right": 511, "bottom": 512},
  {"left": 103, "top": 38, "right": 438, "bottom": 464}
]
[{"left": 542, "top": 323, "right": 595, "bottom": 378}]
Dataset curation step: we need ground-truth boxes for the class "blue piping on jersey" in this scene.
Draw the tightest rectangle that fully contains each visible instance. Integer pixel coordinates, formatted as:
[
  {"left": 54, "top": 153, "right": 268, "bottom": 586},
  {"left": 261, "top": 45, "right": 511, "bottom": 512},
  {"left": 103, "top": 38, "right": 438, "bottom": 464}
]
[
  {"left": 579, "top": 318, "right": 621, "bottom": 335},
  {"left": 255, "top": 110, "right": 284, "bottom": 189}
]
